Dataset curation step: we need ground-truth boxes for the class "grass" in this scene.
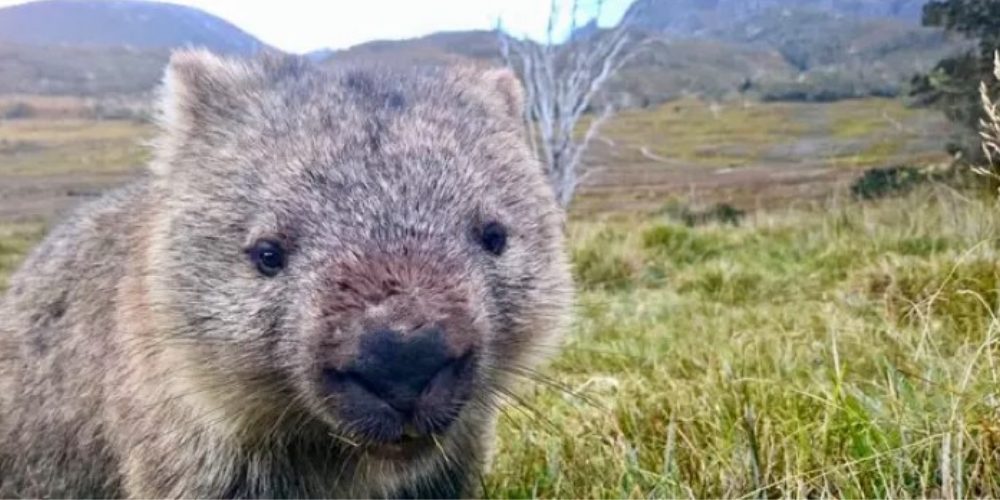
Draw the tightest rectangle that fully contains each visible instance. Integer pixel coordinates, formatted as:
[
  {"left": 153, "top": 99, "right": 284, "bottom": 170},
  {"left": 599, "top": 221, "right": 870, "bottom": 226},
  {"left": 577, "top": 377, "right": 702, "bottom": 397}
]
[
  {"left": 0, "top": 221, "right": 46, "bottom": 291},
  {"left": 599, "top": 98, "right": 804, "bottom": 168},
  {"left": 2, "top": 186, "right": 999, "bottom": 497},
  {"left": 0, "top": 119, "right": 151, "bottom": 176},
  {"left": 595, "top": 97, "right": 951, "bottom": 170},
  {"left": 828, "top": 99, "right": 926, "bottom": 140},
  {"left": 0, "top": 102, "right": 995, "bottom": 497},
  {"left": 482, "top": 186, "right": 1000, "bottom": 498}
]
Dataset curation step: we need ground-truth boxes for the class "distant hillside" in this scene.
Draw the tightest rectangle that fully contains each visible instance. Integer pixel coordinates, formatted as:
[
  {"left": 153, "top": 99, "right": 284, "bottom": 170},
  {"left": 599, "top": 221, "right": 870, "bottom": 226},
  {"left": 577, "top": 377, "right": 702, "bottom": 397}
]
[
  {"left": 628, "top": 0, "right": 929, "bottom": 34},
  {"left": 0, "top": 0, "right": 266, "bottom": 54},
  {"left": 0, "top": 0, "right": 968, "bottom": 105},
  {"left": 0, "top": 42, "right": 167, "bottom": 96},
  {"left": 720, "top": 8, "right": 970, "bottom": 102},
  {"left": 326, "top": 30, "right": 500, "bottom": 68},
  {"left": 321, "top": 14, "right": 966, "bottom": 107},
  {"left": 601, "top": 38, "right": 795, "bottom": 106}
]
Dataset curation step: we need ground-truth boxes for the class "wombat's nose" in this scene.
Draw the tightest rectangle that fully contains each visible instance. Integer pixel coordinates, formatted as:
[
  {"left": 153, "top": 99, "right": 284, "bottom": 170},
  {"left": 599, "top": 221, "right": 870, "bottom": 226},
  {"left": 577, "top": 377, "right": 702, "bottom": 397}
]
[
  {"left": 348, "top": 326, "right": 457, "bottom": 413},
  {"left": 323, "top": 325, "right": 477, "bottom": 443}
]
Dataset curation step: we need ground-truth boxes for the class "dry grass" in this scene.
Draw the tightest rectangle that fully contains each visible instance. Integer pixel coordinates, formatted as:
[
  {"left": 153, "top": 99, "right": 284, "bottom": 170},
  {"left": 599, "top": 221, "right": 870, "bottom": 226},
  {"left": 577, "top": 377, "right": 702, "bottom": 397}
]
[
  {"left": 0, "top": 119, "right": 151, "bottom": 176},
  {"left": 594, "top": 97, "right": 951, "bottom": 170}
]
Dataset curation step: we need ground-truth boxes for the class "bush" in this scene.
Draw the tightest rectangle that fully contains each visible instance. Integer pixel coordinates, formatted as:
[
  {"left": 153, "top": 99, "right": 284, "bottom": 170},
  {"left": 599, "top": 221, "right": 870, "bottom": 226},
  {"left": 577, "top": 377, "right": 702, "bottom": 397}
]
[
  {"left": 571, "top": 227, "right": 644, "bottom": 290},
  {"left": 641, "top": 224, "right": 729, "bottom": 264},
  {"left": 759, "top": 75, "right": 899, "bottom": 103},
  {"left": 573, "top": 245, "right": 640, "bottom": 290},
  {"left": 658, "top": 201, "right": 746, "bottom": 227},
  {"left": 1, "top": 101, "right": 34, "bottom": 119},
  {"left": 850, "top": 165, "right": 928, "bottom": 200}
]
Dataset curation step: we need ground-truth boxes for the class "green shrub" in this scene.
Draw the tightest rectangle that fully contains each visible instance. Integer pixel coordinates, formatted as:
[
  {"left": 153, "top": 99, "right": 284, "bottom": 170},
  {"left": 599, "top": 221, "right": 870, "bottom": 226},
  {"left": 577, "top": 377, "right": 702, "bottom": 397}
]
[
  {"left": 571, "top": 227, "right": 644, "bottom": 290},
  {"left": 658, "top": 201, "right": 746, "bottom": 227},
  {"left": 850, "top": 166, "right": 928, "bottom": 200},
  {"left": 572, "top": 245, "right": 639, "bottom": 290},
  {"left": 677, "top": 263, "right": 764, "bottom": 304},
  {"left": 642, "top": 224, "right": 728, "bottom": 264}
]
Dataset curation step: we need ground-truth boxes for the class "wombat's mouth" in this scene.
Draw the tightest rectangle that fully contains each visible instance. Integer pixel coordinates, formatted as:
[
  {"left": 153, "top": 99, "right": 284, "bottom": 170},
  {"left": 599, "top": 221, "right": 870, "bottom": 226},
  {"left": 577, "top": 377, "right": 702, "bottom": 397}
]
[
  {"left": 362, "top": 433, "right": 438, "bottom": 461},
  {"left": 322, "top": 349, "right": 478, "bottom": 447}
]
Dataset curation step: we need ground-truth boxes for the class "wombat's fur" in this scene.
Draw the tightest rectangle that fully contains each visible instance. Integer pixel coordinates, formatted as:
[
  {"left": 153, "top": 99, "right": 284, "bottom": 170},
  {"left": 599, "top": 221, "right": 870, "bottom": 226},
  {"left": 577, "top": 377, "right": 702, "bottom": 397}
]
[{"left": 0, "top": 50, "right": 572, "bottom": 498}]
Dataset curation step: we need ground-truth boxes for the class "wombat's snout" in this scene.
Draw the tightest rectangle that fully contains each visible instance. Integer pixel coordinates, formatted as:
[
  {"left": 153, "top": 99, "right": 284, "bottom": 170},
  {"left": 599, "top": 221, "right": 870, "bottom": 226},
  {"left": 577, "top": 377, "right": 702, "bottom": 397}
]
[{"left": 324, "top": 325, "right": 477, "bottom": 445}]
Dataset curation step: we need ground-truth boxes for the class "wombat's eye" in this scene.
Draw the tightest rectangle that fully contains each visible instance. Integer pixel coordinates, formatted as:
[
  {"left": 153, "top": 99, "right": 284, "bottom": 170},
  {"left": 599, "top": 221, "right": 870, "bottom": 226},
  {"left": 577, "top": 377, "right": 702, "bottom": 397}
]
[
  {"left": 247, "top": 239, "right": 286, "bottom": 277},
  {"left": 480, "top": 221, "right": 508, "bottom": 256}
]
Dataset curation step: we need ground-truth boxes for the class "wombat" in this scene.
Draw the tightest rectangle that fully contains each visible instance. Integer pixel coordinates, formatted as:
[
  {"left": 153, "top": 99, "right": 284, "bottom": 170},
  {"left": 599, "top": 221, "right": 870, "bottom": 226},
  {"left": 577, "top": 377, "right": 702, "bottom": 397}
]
[{"left": 0, "top": 50, "right": 572, "bottom": 498}]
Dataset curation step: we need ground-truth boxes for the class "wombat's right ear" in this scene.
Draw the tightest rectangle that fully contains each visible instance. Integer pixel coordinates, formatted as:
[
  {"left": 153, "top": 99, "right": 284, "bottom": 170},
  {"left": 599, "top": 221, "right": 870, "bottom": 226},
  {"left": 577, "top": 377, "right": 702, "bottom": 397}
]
[
  {"left": 480, "top": 67, "right": 525, "bottom": 122},
  {"left": 152, "top": 49, "right": 257, "bottom": 174}
]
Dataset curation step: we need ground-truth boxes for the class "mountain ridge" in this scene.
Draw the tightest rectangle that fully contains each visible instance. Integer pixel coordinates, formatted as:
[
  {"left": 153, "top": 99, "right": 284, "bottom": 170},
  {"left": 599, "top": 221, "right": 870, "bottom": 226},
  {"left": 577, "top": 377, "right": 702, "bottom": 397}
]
[
  {"left": 0, "top": 0, "right": 266, "bottom": 54},
  {"left": 0, "top": 0, "right": 968, "bottom": 107},
  {"left": 627, "top": 0, "right": 929, "bottom": 35}
]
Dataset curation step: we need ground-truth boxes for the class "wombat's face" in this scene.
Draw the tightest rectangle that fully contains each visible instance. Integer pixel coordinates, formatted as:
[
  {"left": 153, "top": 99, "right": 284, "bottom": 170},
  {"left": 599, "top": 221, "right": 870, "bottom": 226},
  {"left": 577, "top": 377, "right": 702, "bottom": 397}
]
[{"left": 147, "top": 51, "right": 571, "bottom": 465}]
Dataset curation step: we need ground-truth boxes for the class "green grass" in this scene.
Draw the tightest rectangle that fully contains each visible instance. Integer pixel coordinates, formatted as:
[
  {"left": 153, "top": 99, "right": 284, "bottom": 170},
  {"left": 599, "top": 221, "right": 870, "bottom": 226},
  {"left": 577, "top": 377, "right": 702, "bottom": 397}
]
[
  {"left": 482, "top": 187, "right": 1000, "bottom": 498},
  {"left": 828, "top": 99, "right": 925, "bottom": 140},
  {"left": 0, "top": 221, "right": 46, "bottom": 291}
]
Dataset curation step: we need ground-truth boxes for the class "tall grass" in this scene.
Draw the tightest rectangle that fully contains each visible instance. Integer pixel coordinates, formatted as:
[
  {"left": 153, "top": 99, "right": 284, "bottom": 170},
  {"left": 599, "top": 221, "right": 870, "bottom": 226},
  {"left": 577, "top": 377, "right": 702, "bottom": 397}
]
[
  {"left": 0, "top": 221, "right": 45, "bottom": 291},
  {"left": 486, "top": 187, "right": 1000, "bottom": 498}
]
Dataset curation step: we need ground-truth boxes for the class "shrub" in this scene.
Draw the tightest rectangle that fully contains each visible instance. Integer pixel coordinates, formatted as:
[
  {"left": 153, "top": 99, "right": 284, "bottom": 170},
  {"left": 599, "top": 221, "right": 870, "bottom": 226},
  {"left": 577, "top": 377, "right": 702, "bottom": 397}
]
[
  {"left": 850, "top": 166, "right": 928, "bottom": 200},
  {"left": 0, "top": 101, "right": 34, "bottom": 119},
  {"left": 641, "top": 224, "right": 729, "bottom": 264},
  {"left": 658, "top": 201, "right": 746, "bottom": 227},
  {"left": 573, "top": 245, "right": 640, "bottom": 290},
  {"left": 571, "top": 227, "right": 644, "bottom": 290}
]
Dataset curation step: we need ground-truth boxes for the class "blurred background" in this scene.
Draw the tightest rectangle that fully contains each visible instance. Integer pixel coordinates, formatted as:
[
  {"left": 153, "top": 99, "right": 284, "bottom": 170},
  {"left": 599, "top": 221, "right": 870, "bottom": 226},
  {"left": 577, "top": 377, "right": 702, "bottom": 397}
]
[{"left": 2, "top": 0, "right": 1000, "bottom": 497}]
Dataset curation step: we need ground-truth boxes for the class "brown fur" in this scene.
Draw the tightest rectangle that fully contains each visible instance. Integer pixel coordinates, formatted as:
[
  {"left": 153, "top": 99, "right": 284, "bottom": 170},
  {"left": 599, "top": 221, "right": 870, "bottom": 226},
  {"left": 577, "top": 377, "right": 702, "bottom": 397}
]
[{"left": 0, "top": 50, "right": 572, "bottom": 498}]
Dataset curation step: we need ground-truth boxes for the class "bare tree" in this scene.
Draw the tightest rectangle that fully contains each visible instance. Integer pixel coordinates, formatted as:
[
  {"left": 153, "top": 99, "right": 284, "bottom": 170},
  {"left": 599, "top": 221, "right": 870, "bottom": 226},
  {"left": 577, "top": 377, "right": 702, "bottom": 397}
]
[{"left": 498, "top": 0, "right": 646, "bottom": 207}]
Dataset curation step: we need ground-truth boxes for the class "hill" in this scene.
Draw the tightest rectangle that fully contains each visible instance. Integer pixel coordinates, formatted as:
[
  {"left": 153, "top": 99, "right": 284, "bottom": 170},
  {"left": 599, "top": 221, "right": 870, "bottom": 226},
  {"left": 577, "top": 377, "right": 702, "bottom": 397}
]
[
  {"left": 628, "top": 0, "right": 929, "bottom": 34},
  {"left": 326, "top": 30, "right": 500, "bottom": 68},
  {"left": 321, "top": 14, "right": 966, "bottom": 107},
  {"left": 0, "top": 0, "right": 969, "bottom": 105},
  {"left": 0, "top": 42, "right": 167, "bottom": 96},
  {"left": 0, "top": 0, "right": 265, "bottom": 54},
  {"left": 721, "top": 8, "right": 970, "bottom": 102}
]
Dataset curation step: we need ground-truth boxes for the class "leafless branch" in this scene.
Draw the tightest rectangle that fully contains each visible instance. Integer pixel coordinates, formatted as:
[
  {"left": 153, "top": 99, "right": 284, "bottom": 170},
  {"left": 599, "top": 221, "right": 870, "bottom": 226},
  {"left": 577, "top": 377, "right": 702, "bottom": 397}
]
[{"left": 497, "top": 0, "right": 646, "bottom": 207}]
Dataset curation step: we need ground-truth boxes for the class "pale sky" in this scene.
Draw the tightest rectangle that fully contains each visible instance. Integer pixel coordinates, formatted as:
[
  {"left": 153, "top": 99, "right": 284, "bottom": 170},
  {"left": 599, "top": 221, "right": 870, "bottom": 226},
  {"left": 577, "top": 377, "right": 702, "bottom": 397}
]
[{"left": 0, "top": 0, "right": 634, "bottom": 53}]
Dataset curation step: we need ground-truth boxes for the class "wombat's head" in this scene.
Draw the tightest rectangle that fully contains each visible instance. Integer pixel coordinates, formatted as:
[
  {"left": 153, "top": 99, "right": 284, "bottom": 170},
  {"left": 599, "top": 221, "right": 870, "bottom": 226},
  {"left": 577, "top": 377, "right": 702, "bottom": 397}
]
[{"left": 146, "top": 50, "right": 571, "bottom": 468}]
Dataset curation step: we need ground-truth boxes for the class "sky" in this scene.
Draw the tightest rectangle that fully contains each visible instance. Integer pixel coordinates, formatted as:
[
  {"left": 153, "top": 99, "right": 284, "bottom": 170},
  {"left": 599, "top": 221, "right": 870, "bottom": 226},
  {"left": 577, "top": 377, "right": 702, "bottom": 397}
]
[{"left": 0, "top": 0, "right": 634, "bottom": 53}]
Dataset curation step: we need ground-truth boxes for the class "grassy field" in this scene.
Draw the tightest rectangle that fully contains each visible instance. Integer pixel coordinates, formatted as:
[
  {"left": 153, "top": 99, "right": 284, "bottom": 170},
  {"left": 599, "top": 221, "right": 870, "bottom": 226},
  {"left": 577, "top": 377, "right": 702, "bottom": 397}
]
[
  {"left": 485, "top": 187, "right": 1000, "bottom": 497},
  {"left": 0, "top": 97, "right": 950, "bottom": 219},
  {"left": 1, "top": 98, "right": 996, "bottom": 497},
  {"left": 597, "top": 98, "right": 945, "bottom": 170},
  {"left": 578, "top": 98, "right": 954, "bottom": 214},
  {"left": 0, "top": 117, "right": 150, "bottom": 176}
]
